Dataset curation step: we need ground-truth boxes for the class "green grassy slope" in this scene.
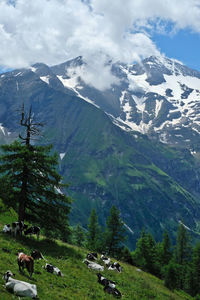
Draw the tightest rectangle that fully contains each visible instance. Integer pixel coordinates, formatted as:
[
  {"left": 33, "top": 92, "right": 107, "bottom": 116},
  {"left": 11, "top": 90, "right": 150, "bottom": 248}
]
[{"left": 0, "top": 209, "right": 193, "bottom": 300}]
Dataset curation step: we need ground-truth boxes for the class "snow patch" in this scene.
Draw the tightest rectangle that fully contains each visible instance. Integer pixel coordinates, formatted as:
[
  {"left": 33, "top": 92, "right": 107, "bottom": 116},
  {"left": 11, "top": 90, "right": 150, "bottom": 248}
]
[
  {"left": 60, "top": 152, "right": 66, "bottom": 160},
  {"left": 30, "top": 67, "right": 37, "bottom": 72},
  {"left": 124, "top": 223, "right": 134, "bottom": 234},
  {"left": 0, "top": 124, "right": 6, "bottom": 135},
  {"left": 40, "top": 76, "right": 50, "bottom": 84}
]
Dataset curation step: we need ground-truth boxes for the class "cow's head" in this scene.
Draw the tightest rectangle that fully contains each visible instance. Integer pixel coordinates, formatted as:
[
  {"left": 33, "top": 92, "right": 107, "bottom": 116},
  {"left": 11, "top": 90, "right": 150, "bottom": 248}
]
[{"left": 3, "top": 270, "right": 15, "bottom": 282}]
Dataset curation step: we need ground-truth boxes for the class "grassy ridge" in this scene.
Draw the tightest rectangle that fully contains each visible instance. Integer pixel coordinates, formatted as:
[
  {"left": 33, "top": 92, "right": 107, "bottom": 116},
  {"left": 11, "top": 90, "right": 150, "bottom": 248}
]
[{"left": 0, "top": 213, "right": 193, "bottom": 299}]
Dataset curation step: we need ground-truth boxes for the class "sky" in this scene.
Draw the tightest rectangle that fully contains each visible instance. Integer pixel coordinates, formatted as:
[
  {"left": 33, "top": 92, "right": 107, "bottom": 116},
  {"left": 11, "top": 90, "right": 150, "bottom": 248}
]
[{"left": 0, "top": 0, "right": 199, "bottom": 90}]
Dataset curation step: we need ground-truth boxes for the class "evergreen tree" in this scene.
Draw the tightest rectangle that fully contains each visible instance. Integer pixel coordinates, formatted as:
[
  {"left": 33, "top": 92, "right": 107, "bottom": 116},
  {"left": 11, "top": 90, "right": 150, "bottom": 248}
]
[
  {"left": 133, "top": 230, "right": 159, "bottom": 275},
  {"left": 73, "top": 224, "right": 85, "bottom": 247},
  {"left": 163, "top": 260, "right": 181, "bottom": 290},
  {"left": 173, "top": 222, "right": 192, "bottom": 289},
  {"left": 0, "top": 105, "right": 71, "bottom": 240},
  {"left": 119, "top": 246, "right": 134, "bottom": 264},
  {"left": 174, "top": 222, "right": 192, "bottom": 265},
  {"left": 159, "top": 230, "right": 172, "bottom": 266},
  {"left": 189, "top": 242, "right": 200, "bottom": 296},
  {"left": 86, "top": 209, "right": 101, "bottom": 251},
  {"left": 104, "top": 206, "right": 126, "bottom": 257}
]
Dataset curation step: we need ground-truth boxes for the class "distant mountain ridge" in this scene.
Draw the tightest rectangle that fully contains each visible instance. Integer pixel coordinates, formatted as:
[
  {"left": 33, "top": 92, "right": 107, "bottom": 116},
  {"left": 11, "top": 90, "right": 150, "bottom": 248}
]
[{"left": 1, "top": 56, "right": 200, "bottom": 248}]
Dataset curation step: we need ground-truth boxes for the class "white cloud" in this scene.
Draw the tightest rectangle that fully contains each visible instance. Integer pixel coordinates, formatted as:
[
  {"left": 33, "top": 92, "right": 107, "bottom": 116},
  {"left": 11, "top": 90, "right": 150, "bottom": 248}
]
[{"left": 0, "top": 0, "right": 199, "bottom": 90}]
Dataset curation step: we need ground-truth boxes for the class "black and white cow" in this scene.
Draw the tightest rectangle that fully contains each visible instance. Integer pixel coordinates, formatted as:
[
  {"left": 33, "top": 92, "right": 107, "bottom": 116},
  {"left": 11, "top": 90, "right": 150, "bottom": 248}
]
[
  {"left": 24, "top": 226, "right": 40, "bottom": 240},
  {"left": 100, "top": 253, "right": 111, "bottom": 267},
  {"left": 12, "top": 221, "right": 28, "bottom": 237},
  {"left": 44, "top": 263, "right": 63, "bottom": 276},
  {"left": 3, "top": 270, "right": 37, "bottom": 299},
  {"left": 86, "top": 252, "right": 98, "bottom": 261},
  {"left": 104, "top": 285, "right": 122, "bottom": 298},
  {"left": 97, "top": 273, "right": 116, "bottom": 288},
  {"left": 2, "top": 224, "right": 11, "bottom": 233},
  {"left": 108, "top": 262, "right": 122, "bottom": 273}
]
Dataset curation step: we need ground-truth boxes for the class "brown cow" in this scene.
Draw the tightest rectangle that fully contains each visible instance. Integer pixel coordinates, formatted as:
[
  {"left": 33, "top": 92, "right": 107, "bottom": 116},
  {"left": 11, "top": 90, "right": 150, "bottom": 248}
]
[{"left": 17, "top": 252, "right": 34, "bottom": 278}]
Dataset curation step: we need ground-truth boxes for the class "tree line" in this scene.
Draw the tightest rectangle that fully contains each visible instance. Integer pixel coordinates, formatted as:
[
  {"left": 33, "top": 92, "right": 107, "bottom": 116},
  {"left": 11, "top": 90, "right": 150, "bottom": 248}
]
[{"left": 132, "top": 223, "right": 200, "bottom": 298}]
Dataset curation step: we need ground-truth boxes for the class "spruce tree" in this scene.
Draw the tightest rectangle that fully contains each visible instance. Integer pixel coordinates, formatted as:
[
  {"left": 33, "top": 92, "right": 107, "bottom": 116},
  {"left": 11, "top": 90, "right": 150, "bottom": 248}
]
[
  {"left": 189, "top": 242, "right": 200, "bottom": 295},
  {"left": 86, "top": 209, "right": 101, "bottom": 251},
  {"left": 133, "top": 230, "right": 158, "bottom": 275},
  {"left": 159, "top": 230, "right": 172, "bottom": 266},
  {"left": 73, "top": 224, "right": 85, "bottom": 247},
  {"left": 104, "top": 205, "right": 126, "bottom": 257},
  {"left": 174, "top": 222, "right": 192, "bottom": 289},
  {"left": 0, "top": 105, "right": 71, "bottom": 240},
  {"left": 175, "top": 222, "right": 192, "bottom": 265}
]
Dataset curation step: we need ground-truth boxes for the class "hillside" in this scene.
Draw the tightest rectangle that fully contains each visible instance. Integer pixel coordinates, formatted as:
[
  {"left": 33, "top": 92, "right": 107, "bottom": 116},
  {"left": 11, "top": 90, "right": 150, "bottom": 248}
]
[{"left": 0, "top": 209, "right": 193, "bottom": 300}]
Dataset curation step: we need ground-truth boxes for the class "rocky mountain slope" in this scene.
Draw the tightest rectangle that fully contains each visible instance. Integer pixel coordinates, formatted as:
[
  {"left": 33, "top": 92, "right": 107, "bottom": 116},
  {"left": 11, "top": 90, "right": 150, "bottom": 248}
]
[{"left": 0, "top": 56, "right": 200, "bottom": 247}]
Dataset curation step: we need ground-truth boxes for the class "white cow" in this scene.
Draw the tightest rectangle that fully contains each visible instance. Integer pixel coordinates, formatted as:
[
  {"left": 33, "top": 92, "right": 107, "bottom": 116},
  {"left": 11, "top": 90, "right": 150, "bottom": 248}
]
[
  {"left": 3, "top": 270, "right": 37, "bottom": 299},
  {"left": 83, "top": 259, "right": 104, "bottom": 271},
  {"left": 2, "top": 224, "right": 11, "bottom": 233}
]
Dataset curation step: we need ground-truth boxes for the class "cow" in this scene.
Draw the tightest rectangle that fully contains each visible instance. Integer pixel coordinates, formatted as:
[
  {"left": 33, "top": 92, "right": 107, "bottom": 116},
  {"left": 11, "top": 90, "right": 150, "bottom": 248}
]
[
  {"left": 31, "top": 249, "right": 46, "bottom": 260},
  {"left": 24, "top": 226, "right": 40, "bottom": 240},
  {"left": 12, "top": 221, "right": 28, "bottom": 237},
  {"left": 100, "top": 253, "right": 111, "bottom": 267},
  {"left": 108, "top": 262, "right": 122, "bottom": 273},
  {"left": 104, "top": 285, "right": 122, "bottom": 298},
  {"left": 83, "top": 259, "right": 104, "bottom": 271},
  {"left": 17, "top": 252, "right": 34, "bottom": 278},
  {"left": 86, "top": 252, "right": 98, "bottom": 261},
  {"left": 2, "top": 224, "right": 11, "bottom": 233},
  {"left": 44, "top": 263, "right": 64, "bottom": 276},
  {"left": 97, "top": 273, "right": 116, "bottom": 288},
  {"left": 3, "top": 270, "right": 37, "bottom": 299}
]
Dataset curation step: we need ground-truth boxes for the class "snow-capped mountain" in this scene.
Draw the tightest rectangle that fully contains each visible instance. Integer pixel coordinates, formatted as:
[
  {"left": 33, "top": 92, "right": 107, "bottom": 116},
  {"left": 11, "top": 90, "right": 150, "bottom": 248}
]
[{"left": 49, "top": 55, "right": 200, "bottom": 151}]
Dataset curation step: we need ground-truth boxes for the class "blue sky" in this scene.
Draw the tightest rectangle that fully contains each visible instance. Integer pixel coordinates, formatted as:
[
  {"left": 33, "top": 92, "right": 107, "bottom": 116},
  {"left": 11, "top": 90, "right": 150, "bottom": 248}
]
[
  {"left": 152, "top": 30, "right": 200, "bottom": 71},
  {"left": 0, "top": 0, "right": 200, "bottom": 87}
]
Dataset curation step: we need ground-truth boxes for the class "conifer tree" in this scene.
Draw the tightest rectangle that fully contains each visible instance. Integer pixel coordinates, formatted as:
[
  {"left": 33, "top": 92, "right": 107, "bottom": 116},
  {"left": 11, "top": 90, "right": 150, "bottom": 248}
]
[
  {"left": 159, "top": 230, "right": 172, "bottom": 266},
  {"left": 173, "top": 222, "right": 192, "bottom": 289},
  {"left": 73, "top": 223, "right": 85, "bottom": 247},
  {"left": 189, "top": 242, "right": 200, "bottom": 295},
  {"left": 174, "top": 223, "right": 192, "bottom": 265},
  {"left": 0, "top": 105, "right": 71, "bottom": 240},
  {"left": 86, "top": 209, "right": 101, "bottom": 251},
  {"left": 133, "top": 230, "right": 158, "bottom": 275},
  {"left": 164, "top": 261, "right": 181, "bottom": 290},
  {"left": 104, "top": 205, "right": 126, "bottom": 256}
]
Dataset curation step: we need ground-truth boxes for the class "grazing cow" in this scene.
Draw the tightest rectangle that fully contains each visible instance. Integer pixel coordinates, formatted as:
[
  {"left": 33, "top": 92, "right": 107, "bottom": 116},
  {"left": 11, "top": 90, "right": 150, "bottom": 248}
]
[
  {"left": 108, "top": 262, "right": 122, "bottom": 273},
  {"left": 31, "top": 249, "right": 45, "bottom": 260},
  {"left": 24, "top": 226, "right": 40, "bottom": 240},
  {"left": 2, "top": 224, "right": 11, "bottom": 233},
  {"left": 17, "top": 252, "right": 34, "bottom": 278},
  {"left": 104, "top": 285, "right": 122, "bottom": 298},
  {"left": 86, "top": 252, "right": 98, "bottom": 261},
  {"left": 12, "top": 221, "right": 28, "bottom": 237},
  {"left": 44, "top": 263, "right": 63, "bottom": 276},
  {"left": 97, "top": 273, "right": 116, "bottom": 288},
  {"left": 83, "top": 259, "right": 104, "bottom": 271},
  {"left": 100, "top": 254, "right": 111, "bottom": 267},
  {"left": 3, "top": 270, "right": 37, "bottom": 299}
]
